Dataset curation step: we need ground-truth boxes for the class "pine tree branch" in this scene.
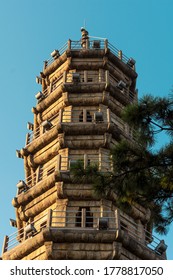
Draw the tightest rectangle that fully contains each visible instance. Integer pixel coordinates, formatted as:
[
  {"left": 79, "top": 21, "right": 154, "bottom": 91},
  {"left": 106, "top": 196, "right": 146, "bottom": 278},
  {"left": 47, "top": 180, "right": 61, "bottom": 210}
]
[
  {"left": 112, "top": 161, "right": 173, "bottom": 180},
  {"left": 148, "top": 119, "right": 173, "bottom": 132}
]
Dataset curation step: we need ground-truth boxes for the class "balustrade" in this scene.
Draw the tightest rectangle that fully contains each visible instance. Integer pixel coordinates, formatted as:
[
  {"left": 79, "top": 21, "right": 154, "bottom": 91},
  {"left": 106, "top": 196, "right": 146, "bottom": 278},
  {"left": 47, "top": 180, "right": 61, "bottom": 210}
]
[
  {"left": 2, "top": 209, "right": 164, "bottom": 257},
  {"left": 44, "top": 39, "right": 135, "bottom": 71}
]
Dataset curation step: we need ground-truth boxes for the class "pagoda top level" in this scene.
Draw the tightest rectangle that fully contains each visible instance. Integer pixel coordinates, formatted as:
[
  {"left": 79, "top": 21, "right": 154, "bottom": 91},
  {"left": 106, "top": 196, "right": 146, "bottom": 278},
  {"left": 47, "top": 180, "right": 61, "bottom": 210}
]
[{"left": 42, "top": 28, "right": 136, "bottom": 74}]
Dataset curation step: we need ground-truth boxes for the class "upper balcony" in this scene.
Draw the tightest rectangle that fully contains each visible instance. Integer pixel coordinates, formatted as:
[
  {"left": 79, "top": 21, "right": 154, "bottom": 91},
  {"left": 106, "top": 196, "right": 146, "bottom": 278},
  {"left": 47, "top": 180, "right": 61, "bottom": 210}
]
[
  {"left": 24, "top": 108, "right": 133, "bottom": 151},
  {"left": 43, "top": 39, "right": 136, "bottom": 75}
]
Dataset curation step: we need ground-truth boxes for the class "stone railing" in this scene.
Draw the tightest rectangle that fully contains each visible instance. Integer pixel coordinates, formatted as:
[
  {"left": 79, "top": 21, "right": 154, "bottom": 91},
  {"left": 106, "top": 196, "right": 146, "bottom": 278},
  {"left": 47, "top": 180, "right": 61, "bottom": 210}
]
[
  {"left": 44, "top": 39, "right": 135, "bottom": 70},
  {"left": 2, "top": 209, "right": 166, "bottom": 258}
]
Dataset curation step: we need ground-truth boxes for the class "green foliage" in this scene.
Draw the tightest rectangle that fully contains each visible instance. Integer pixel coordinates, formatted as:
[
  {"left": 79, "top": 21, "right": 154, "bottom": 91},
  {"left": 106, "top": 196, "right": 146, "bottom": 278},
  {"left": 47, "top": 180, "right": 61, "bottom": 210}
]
[
  {"left": 122, "top": 95, "right": 173, "bottom": 141},
  {"left": 70, "top": 160, "right": 99, "bottom": 184},
  {"left": 111, "top": 94, "right": 173, "bottom": 234}
]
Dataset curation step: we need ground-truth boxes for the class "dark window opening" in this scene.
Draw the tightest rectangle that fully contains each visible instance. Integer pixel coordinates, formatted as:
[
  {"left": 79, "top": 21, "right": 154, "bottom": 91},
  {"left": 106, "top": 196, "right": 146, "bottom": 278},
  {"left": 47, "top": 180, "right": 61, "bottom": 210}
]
[
  {"left": 87, "top": 111, "right": 92, "bottom": 122},
  {"left": 79, "top": 111, "right": 92, "bottom": 122},
  {"left": 79, "top": 111, "right": 83, "bottom": 122},
  {"left": 76, "top": 207, "right": 93, "bottom": 227}
]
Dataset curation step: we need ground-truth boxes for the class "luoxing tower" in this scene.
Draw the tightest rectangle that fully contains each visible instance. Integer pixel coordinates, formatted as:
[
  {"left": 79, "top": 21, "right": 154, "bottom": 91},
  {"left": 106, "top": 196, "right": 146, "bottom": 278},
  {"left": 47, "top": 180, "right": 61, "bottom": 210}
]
[{"left": 1, "top": 29, "right": 167, "bottom": 260}]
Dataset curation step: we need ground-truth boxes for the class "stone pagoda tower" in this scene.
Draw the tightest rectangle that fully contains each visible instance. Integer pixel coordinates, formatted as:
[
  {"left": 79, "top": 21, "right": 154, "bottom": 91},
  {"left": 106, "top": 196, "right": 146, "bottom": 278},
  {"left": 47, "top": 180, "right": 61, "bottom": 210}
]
[{"left": 1, "top": 29, "right": 167, "bottom": 260}]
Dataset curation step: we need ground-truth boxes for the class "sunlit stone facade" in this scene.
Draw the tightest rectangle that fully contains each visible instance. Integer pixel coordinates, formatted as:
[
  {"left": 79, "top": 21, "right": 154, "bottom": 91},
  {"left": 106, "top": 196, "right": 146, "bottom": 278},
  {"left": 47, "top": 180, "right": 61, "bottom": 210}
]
[{"left": 1, "top": 29, "right": 167, "bottom": 260}]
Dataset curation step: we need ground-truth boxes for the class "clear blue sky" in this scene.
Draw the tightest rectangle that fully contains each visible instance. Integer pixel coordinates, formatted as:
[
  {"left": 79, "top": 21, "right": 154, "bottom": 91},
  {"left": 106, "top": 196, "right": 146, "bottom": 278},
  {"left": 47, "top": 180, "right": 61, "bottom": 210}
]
[{"left": 0, "top": 0, "right": 172, "bottom": 259}]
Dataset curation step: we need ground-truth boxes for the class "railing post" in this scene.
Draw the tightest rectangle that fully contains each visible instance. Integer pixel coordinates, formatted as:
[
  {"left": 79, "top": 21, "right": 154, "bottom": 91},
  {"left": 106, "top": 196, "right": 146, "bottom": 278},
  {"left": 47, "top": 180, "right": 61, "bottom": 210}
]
[
  {"left": 81, "top": 208, "right": 86, "bottom": 228},
  {"left": 98, "top": 151, "right": 102, "bottom": 171},
  {"left": 36, "top": 165, "right": 42, "bottom": 183},
  {"left": 32, "top": 108, "right": 39, "bottom": 136},
  {"left": 84, "top": 70, "right": 87, "bottom": 82},
  {"left": 84, "top": 154, "right": 88, "bottom": 169},
  {"left": 100, "top": 205, "right": 103, "bottom": 218},
  {"left": 118, "top": 50, "right": 122, "bottom": 60},
  {"left": 107, "top": 108, "right": 111, "bottom": 124},
  {"left": 47, "top": 209, "right": 53, "bottom": 227},
  {"left": 83, "top": 109, "right": 87, "bottom": 122},
  {"left": 43, "top": 60, "right": 48, "bottom": 70},
  {"left": 63, "top": 71, "right": 67, "bottom": 83},
  {"left": 49, "top": 82, "right": 52, "bottom": 94},
  {"left": 25, "top": 133, "right": 30, "bottom": 146},
  {"left": 24, "top": 156, "right": 30, "bottom": 185},
  {"left": 104, "top": 39, "right": 108, "bottom": 50},
  {"left": 68, "top": 39, "right": 71, "bottom": 50},
  {"left": 105, "top": 70, "right": 110, "bottom": 88},
  {"left": 115, "top": 209, "right": 120, "bottom": 230},
  {"left": 2, "top": 235, "right": 9, "bottom": 254},
  {"left": 56, "top": 154, "right": 61, "bottom": 171},
  {"left": 59, "top": 108, "right": 62, "bottom": 123},
  {"left": 99, "top": 69, "right": 104, "bottom": 82},
  {"left": 86, "top": 39, "right": 89, "bottom": 49}
]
